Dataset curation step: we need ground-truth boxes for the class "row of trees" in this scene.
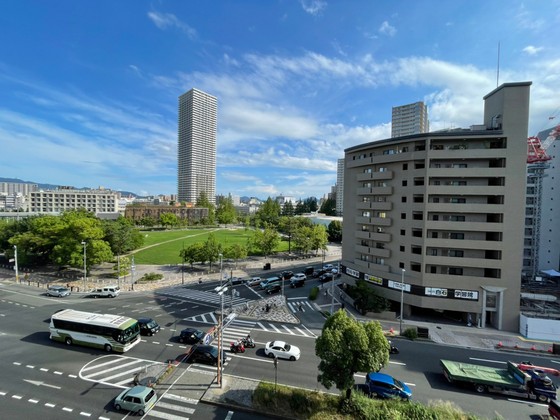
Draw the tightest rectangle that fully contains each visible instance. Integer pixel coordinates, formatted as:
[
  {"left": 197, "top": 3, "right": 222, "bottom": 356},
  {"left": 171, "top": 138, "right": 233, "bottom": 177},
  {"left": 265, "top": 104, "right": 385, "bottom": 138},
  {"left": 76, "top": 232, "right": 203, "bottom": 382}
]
[{"left": 0, "top": 209, "right": 143, "bottom": 274}]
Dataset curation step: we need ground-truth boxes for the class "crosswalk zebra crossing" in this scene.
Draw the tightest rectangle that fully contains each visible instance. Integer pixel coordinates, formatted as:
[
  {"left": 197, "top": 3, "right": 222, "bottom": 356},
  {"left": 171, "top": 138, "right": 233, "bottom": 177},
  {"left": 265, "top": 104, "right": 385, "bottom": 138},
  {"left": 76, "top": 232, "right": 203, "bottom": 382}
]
[
  {"left": 157, "top": 286, "right": 250, "bottom": 307},
  {"left": 79, "top": 355, "right": 165, "bottom": 388},
  {"left": 145, "top": 392, "right": 199, "bottom": 420},
  {"left": 183, "top": 315, "right": 318, "bottom": 338}
]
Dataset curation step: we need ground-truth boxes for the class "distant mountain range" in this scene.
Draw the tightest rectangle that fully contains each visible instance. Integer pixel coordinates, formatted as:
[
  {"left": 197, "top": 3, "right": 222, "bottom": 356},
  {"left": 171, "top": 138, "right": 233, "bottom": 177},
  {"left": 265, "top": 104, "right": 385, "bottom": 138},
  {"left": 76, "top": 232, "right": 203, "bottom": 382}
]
[{"left": 0, "top": 177, "right": 138, "bottom": 197}]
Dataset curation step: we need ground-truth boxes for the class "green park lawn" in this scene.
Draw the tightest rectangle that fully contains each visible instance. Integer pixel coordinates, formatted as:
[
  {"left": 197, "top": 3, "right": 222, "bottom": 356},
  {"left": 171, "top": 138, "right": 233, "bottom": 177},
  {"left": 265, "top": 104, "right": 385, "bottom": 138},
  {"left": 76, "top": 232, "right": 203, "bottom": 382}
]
[{"left": 131, "top": 227, "right": 289, "bottom": 265}]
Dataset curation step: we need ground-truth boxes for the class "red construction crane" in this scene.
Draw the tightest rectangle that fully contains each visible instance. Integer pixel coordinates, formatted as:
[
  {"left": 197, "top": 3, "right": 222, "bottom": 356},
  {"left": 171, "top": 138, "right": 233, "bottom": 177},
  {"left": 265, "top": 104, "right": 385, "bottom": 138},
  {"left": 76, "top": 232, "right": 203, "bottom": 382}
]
[{"left": 527, "top": 124, "right": 560, "bottom": 163}]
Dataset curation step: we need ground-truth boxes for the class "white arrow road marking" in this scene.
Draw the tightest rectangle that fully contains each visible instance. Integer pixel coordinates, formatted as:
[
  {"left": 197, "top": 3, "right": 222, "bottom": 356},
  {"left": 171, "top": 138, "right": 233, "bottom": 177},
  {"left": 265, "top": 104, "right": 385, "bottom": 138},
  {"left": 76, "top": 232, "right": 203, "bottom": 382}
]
[{"left": 23, "top": 379, "right": 61, "bottom": 389}]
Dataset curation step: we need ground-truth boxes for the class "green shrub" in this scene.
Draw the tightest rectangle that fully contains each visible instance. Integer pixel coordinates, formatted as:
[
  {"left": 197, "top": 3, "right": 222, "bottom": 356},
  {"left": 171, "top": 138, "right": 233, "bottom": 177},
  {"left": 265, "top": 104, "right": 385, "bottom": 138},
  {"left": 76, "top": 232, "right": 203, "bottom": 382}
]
[
  {"left": 402, "top": 327, "right": 418, "bottom": 340},
  {"left": 309, "top": 286, "right": 319, "bottom": 300},
  {"left": 138, "top": 272, "right": 164, "bottom": 283}
]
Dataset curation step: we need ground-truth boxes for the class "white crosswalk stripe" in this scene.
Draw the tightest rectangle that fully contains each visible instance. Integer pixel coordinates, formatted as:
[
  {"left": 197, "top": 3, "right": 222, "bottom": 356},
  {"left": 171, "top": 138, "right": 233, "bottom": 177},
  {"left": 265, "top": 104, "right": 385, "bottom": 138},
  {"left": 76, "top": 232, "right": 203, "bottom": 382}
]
[
  {"left": 287, "top": 299, "right": 316, "bottom": 313},
  {"left": 157, "top": 286, "right": 250, "bottom": 307},
  {"left": 79, "top": 355, "right": 165, "bottom": 388},
  {"left": 145, "top": 392, "right": 199, "bottom": 420}
]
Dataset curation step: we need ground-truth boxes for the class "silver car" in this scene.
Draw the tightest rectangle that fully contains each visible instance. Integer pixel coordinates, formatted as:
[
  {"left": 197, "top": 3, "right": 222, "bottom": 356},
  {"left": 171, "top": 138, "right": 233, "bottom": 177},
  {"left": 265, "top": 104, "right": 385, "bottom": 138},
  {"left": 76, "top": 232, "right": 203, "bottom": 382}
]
[{"left": 46, "top": 285, "right": 71, "bottom": 298}]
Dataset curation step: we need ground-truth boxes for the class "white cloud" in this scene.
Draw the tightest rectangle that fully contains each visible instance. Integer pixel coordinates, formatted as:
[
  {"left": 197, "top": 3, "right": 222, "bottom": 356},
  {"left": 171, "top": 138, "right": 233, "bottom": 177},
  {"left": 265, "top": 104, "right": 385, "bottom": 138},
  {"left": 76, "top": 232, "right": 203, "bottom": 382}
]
[
  {"left": 147, "top": 11, "right": 197, "bottom": 39},
  {"left": 379, "top": 21, "right": 396, "bottom": 37},
  {"left": 300, "top": 0, "right": 327, "bottom": 16},
  {"left": 523, "top": 45, "right": 544, "bottom": 55}
]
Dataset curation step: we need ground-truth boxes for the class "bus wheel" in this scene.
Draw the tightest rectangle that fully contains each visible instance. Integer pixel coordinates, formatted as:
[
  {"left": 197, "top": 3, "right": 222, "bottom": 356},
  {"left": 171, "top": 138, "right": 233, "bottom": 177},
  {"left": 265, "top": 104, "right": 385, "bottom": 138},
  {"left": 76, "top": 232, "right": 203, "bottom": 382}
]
[
  {"left": 65, "top": 337, "right": 72, "bottom": 346},
  {"left": 104, "top": 344, "right": 112, "bottom": 352}
]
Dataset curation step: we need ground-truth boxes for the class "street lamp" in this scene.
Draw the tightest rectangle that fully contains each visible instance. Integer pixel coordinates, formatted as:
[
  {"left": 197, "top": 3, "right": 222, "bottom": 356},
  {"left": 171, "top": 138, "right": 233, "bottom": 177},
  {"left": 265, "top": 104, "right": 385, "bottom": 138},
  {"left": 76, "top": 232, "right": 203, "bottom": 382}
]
[
  {"left": 215, "top": 284, "right": 228, "bottom": 388},
  {"left": 219, "top": 253, "right": 223, "bottom": 286},
  {"left": 81, "top": 241, "right": 87, "bottom": 291},
  {"left": 13, "top": 245, "right": 19, "bottom": 283},
  {"left": 400, "top": 268, "right": 405, "bottom": 335}
]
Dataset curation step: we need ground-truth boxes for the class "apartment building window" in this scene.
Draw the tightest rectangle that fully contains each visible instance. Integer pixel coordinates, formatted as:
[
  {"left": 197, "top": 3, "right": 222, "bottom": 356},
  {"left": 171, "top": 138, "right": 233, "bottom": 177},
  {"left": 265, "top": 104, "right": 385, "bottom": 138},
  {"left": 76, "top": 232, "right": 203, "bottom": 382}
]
[
  {"left": 383, "top": 149, "right": 395, "bottom": 155},
  {"left": 379, "top": 167, "right": 388, "bottom": 172},
  {"left": 402, "top": 180, "right": 408, "bottom": 186},
  {"left": 413, "top": 212, "right": 422, "bottom": 220},
  {"left": 449, "top": 250, "right": 464, "bottom": 257},
  {"left": 413, "top": 195, "right": 424, "bottom": 203},
  {"left": 411, "top": 246, "right": 422, "bottom": 255},
  {"left": 450, "top": 181, "right": 467, "bottom": 186},
  {"left": 430, "top": 248, "right": 438, "bottom": 256},
  {"left": 377, "top": 212, "right": 386, "bottom": 218},
  {"left": 452, "top": 163, "right": 467, "bottom": 168},
  {"left": 448, "top": 267, "right": 463, "bottom": 275},
  {"left": 433, "top": 180, "right": 440, "bottom": 185},
  {"left": 377, "top": 227, "right": 384, "bottom": 233},
  {"left": 362, "top": 211, "right": 371, "bottom": 217},
  {"left": 401, "top": 196, "right": 407, "bottom": 203},
  {"left": 401, "top": 213, "right": 406, "bottom": 219},
  {"left": 411, "top": 263, "right": 421, "bottom": 272},
  {"left": 432, "top": 215, "right": 439, "bottom": 221},
  {"left": 364, "top": 168, "right": 372, "bottom": 173},
  {"left": 450, "top": 232, "right": 465, "bottom": 240},
  {"left": 400, "top": 229, "right": 406, "bottom": 236},
  {"left": 412, "top": 229, "right": 422, "bottom": 238},
  {"left": 450, "top": 215, "right": 465, "bottom": 222},
  {"left": 450, "top": 197, "right": 466, "bottom": 204},
  {"left": 415, "top": 162, "right": 425, "bottom": 169},
  {"left": 403, "top": 163, "right": 408, "bottom": 170},
  {"left": 400, "top": 246, "right": 405, "bottom": 252},
  {"left": 433, "top": 197, "right": 440, "bottom": 203}
]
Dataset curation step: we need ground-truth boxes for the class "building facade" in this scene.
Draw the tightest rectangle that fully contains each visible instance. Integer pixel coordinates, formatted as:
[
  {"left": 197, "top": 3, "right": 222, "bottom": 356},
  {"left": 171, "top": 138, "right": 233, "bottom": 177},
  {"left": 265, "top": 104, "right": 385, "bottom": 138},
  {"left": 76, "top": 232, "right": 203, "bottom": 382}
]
[
  {"left": 28, "top": 187, "right": 120, "bottom": 214},
  {"left": 178, "top": 88, "right": 217, "bottom": 204},
  {"left": 336, "top": 158, "right": 345, "bottom": 216},
  {"left": 391, "top": 101, "right": 429, "bottom": 138},
  {"left": 342, "top": 82, "right": 531, "bottom": 332}
]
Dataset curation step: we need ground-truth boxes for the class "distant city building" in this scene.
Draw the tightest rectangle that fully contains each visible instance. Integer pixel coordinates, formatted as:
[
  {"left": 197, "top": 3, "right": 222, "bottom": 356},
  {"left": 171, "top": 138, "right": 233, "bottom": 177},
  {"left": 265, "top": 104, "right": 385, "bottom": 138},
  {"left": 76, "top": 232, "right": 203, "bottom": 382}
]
[
  {"left": 28, "top": 187, "right": 120, "bottom": 214},
  {"left": 0, "top": 182, "right": 38, "bottom": 195},
  {"left": 336, "top": 158, "right": 344, "bottom": 216},
  {"left": 124, "top": 204, "right": 208, "bottom": 224},
  {"left": 275, "top": 195, "right": 295, "bottom": 210},
  {"left": 343, "top": 82, "right": 531, "bottom": 332},
  {"left": 391, "top": 101, "right": 429, "bottom": 138},
  {"left": 178, "top": 88, "right": 217, "bottom": 204}
]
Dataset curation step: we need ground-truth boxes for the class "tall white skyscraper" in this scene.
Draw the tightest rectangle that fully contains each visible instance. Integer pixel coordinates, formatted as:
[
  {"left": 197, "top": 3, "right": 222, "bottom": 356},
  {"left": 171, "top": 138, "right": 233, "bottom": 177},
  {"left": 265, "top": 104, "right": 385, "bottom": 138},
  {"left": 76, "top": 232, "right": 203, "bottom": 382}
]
[
  {"left": 391, "top": 101, "right": 429, "bottom": 138},
  {"left": 178, "top": 88, "right": 217, "bottom": 204},
  {"left": 336, "top": 158, "right": 344, "bottom": 216}
]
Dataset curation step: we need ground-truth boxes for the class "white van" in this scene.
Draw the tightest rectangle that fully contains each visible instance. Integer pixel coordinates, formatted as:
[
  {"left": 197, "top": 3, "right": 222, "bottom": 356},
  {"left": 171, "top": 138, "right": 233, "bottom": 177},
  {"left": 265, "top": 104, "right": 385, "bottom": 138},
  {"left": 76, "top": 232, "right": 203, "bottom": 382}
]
[{"left": 90, "top": 285, "right": 120, "bottom": 298}]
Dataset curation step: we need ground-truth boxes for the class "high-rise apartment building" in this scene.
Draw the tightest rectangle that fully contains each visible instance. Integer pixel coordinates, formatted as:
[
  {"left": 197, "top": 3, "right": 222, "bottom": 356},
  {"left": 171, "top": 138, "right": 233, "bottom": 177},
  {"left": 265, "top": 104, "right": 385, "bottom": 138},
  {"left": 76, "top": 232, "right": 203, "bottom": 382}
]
[
  {"left": 342, "top": 82, "right": 531, "bottom": 331},
  {"left": 178, "top": 88, "right": 217, "bottom": 204},
  {"left": 391, "top": 101, "right": 429, "bottom": 138},
  {"left": 336, "top": 158, "right": 345, "bottom": 216}
]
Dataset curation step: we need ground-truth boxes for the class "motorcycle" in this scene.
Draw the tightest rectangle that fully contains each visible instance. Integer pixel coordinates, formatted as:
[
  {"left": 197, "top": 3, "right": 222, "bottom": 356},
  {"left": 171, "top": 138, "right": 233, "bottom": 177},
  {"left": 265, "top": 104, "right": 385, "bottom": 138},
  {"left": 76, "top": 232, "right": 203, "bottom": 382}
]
[
  {"left": 241, "top": 336, "right": 256, "bottom": 348},
  {"left": 230, "top": 341, "right": 245, "bottom": 353},
  {"left": 389, "top": 340, "right": 399, "bottom": 354}
]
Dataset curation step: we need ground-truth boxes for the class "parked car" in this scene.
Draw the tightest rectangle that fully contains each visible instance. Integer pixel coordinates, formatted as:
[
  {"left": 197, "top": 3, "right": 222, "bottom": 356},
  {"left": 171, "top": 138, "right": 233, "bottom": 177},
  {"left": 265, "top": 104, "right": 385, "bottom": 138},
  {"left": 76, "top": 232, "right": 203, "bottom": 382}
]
[
  {"left": 228, "top": 277, "right": 245, "bottom": 285},
  {"left": 114, "top": 385, "right": 157, "bottom": 416},
  {"left": 280, "top": 271, "right": 294, "bottom": 280},
  {"left": 304, "top": 266, "right": 315, "bottom": 276},
  {"left": 323, "top": 264, "right": 335, "bottom": 271},
  {"left": 319, "top": 272, "right": 335, "bottom": 283},
  {"left": 247, "top": 277, "right": 262, "bottom": 287},
  {"left": 290, "top": 275, "right": 306, "bottom": 288},
  {"left": 189, "top": 344, "right": 226, "bottom": 366},
  {"left": 46, "top": 285, "right": 71, "bottom": 298},
  {"left": 179, "top": 327, "right": 205, "bottom": 344},
  {"left": 260, "top": 276, "right": 281, "bottom": 290},
  {"left": 264, "top": 340, "right": 301, "bottom": 361},
  {"left": 265, "top": 284, "right": 282, "bottom": 295},
  {"left": 364, "top": 372, "right": 412, "bottom": 400},
  {"left": 138, "top": 318, "right": 160, "bottom": 336},
  {"left": 292, "top": 273, "right": 306, "bottom": 282},
  {"left": 313, "top": 269, "right": 327, "bottom": 278},
  {"left": 89, "top": 285, "right": 120, "bottom": 298}
]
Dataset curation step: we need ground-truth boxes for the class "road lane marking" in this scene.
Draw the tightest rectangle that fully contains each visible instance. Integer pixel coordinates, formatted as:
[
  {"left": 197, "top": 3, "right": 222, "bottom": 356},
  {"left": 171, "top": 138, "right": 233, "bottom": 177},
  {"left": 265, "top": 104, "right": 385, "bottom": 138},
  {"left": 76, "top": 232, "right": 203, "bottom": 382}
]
[
  {"left": 45, "top": 403, "right": 56, "bottom": 408},
  {"left": 24, "top": 379, "right": 61, "bottom": 389},
  {"left": 12, "top": 395, "right": 22, "bottom": 399},
  {"left": 469, "top": 358, "right": 506, "bottom": 364},
  {"left": 29, "top": 399, "right": 39, "bottom": 403},
  {"left": 79, "top": 412, "right": 92, "bottom": 417},
  {"left": 62, "top": 407, "right": 73, "bottom": 412}
]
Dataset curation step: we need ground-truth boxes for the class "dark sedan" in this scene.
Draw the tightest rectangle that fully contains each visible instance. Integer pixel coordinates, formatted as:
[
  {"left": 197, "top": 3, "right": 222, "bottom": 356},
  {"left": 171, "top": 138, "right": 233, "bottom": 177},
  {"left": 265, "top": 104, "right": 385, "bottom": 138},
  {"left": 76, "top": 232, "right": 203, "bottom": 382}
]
[
  {"left": 188, "top": 345, "right": 226, "bottom": 366},
  {"left": 265, "top": 284, "right": 282, "bottom": 294},
  {"left": 319, "top": 272, "right": 335, "bottom": 283},
  {"left": 179, "top": 327, "right": 205, "bottom": 344}
]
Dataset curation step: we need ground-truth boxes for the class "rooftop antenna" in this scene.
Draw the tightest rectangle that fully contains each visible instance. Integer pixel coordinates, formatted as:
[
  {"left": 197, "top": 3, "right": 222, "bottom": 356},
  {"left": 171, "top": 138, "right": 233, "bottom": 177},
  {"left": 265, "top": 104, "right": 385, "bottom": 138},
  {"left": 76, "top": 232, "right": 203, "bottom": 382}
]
[{"left": 496, "top": 42, "right": 500, "bottom": 87}]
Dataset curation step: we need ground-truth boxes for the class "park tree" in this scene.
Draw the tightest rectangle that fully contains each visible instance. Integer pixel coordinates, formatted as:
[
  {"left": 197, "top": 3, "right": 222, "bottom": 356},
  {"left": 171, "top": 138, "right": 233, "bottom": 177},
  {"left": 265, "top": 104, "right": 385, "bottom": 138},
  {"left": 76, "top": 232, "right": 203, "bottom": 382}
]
[
  {"left": 103, "top": 216, "right": 144, "bottom": 256},
  {"left": 319, "top": 198, "right": 337, "bottom": 216},
  {"left": 223, "top": 243, "right": 248, "bottom": 267},
  {"left": 316, "top": 310, "right": 390, "bottom": 399},
  {"left": 180, "top": 242, "right": 205, "bottom": 269},
  {"left": 291, "top": 225, "right": 314, "bottom": 255},
  {"left": 248, "top": 225, "right": 280, "bottom": 257},
  {"left": 138, "top": 216, "right": 156, "bottom": 227},
  {"left": 160, "top": 212, "right": 178, "bottom": 229},
  {"left": 196, "top": 191, "right": 216, "bottom": 225},
  {"left": 202, "top": 233, "right": 222, "bottom": 268},
  {"left": 216, "top": 195, "right": 237, "bottom": 225},
  {"left": 282, "top": 201, "right": 295, "bottom": 217},
  {"left": 310, "top": 224, "right": 329, "bottom": 254},
  {"left": 255, "top": 197, "right": 281, "bottom": 227},
  {"left": 327, "top": 220, "right": 342, "bottom": 243},
  {"left": 304, "top": 197, "right": 318, "bottom": 212},
  {"left": 294, "top": 200, "right": 307, "bottom": 215}
]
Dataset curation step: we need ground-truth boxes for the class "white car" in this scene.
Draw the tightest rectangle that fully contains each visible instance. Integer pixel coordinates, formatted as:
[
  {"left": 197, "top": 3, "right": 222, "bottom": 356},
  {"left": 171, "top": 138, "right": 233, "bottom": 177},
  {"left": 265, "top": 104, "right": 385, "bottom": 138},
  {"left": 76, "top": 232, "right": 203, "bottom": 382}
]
[
  {"left": 265, "top": 340, "right": 301, "bottom": 361},
  {"left": 46, "top": 285, "right": 71, "bottom": 297},
  {"left": 291, "top": 273, "right": 306, "bottom": 282},
  {"left": 246, "top": 277, "right": 262, "bottom": 287},
  {"left": 323, "top": 264, "right": 335, "bottom": 271}
]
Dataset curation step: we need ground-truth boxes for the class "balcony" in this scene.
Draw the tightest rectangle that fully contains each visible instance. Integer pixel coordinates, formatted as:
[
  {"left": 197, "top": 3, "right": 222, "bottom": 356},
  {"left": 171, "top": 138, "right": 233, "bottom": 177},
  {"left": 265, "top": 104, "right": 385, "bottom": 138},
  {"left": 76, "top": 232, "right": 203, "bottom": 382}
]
[{"left": 356, "top": 171, "right": 394, "bottom": 182}]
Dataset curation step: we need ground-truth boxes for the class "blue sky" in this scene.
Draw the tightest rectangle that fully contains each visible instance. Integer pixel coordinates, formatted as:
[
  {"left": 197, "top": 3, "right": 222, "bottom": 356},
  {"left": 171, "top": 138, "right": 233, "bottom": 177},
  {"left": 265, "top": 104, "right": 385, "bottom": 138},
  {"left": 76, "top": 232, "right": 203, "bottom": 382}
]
[{"left": 1, "top": 1, "right": 559, "bottom": 199}]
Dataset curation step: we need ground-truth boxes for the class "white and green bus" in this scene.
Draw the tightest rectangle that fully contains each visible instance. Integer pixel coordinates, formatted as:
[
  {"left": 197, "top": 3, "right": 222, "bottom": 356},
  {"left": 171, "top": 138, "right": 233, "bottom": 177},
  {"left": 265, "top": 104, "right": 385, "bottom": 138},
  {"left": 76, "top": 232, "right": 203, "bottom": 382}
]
[{"left": 50, "top": 309, "right": 141, "bottom": 353}]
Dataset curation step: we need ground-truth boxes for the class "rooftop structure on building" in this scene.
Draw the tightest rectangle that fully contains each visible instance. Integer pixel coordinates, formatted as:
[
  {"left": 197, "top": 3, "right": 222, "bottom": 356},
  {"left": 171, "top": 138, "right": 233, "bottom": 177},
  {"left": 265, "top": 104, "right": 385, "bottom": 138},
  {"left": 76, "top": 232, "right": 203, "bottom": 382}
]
[{"left": 342, "top": 82, "right": 531, "bottom": 332}]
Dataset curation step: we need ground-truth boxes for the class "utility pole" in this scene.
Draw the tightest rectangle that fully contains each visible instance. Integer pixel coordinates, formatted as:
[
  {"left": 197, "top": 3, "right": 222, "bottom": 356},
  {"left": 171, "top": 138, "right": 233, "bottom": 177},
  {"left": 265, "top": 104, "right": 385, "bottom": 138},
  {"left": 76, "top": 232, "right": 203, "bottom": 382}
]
[
  {"left": 215, "top": 284, "right": 228, "bottom": 388},
  {"left": 181, "top": 242, "right": 185, "bottom": 285},
  {"left": 13, "top": 245, "right": 19, "bottom": 283},
  {"left": 81, "top": 241, "right": 87, "bottom": 291}
]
